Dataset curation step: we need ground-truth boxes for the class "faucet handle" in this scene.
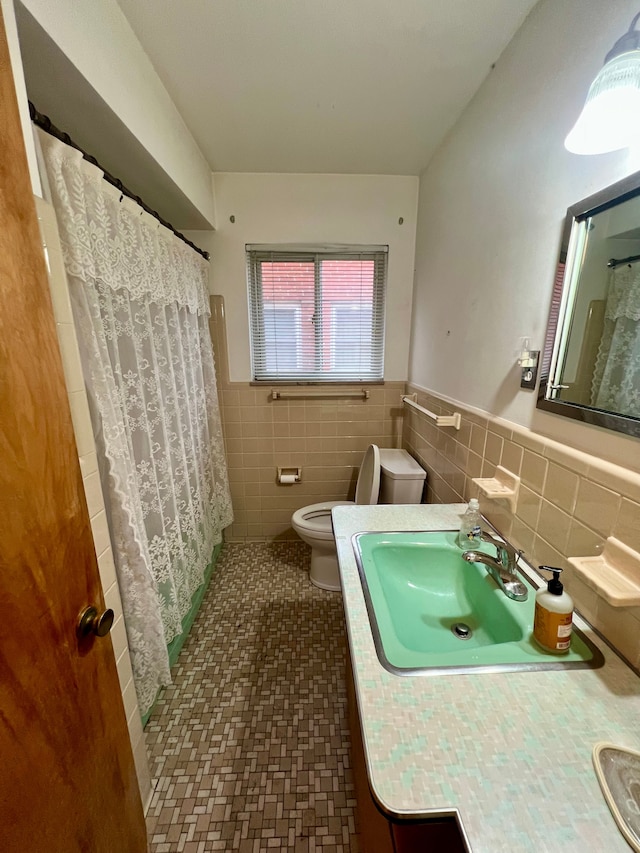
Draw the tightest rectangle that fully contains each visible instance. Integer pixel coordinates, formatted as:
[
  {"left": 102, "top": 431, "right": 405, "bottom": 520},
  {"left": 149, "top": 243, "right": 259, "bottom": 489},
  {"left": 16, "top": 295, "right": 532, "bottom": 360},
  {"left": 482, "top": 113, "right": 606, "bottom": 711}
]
[
  {"left": 479, "top": 531, "right": 521, "bottom": 571},
  {"left": 508, "top": 548, "right": 524, "bottom": 574}
]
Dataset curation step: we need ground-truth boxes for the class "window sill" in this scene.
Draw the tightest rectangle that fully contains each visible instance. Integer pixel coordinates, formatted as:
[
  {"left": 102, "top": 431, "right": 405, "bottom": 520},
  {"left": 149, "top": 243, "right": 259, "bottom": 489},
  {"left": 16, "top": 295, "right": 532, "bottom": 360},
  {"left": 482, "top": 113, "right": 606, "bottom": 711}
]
[{"left": 250, "top": 380, "right": 385, "bottom": 387}]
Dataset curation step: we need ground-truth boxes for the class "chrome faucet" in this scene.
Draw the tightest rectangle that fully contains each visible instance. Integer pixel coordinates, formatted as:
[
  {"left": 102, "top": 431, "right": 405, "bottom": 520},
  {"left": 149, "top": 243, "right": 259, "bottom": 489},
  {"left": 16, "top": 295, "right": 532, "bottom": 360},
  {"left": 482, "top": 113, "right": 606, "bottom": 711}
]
[{"left": 462, "top": 531, "right": 528, "bottom": 601}]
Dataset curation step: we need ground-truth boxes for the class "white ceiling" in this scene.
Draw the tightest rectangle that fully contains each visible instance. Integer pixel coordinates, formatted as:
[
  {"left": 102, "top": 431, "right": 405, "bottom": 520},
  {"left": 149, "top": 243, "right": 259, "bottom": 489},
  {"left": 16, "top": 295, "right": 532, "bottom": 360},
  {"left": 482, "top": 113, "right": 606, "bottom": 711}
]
[{"left": 115, "top": 0, "right": 538, "bottom": 176}]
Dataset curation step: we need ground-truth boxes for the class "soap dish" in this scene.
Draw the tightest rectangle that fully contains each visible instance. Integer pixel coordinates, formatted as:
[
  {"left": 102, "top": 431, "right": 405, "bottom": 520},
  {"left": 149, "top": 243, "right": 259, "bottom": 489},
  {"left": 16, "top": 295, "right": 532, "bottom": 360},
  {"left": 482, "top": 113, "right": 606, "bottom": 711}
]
[
  {"left": 472, "top": 466, "right": 520, "bottom": 511},
  {"left": 568, "top": 537, "right": 640, "bottom": 606},
  {"left": 593, "top": 742, "right": 640, "bottom": 852}
]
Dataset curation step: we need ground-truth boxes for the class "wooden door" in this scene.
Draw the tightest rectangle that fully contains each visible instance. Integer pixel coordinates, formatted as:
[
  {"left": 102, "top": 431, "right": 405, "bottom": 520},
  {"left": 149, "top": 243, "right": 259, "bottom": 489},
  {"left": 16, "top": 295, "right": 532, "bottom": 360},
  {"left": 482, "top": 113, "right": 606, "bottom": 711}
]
[{"left": 0, "top": 10, "right": 147, "bottom": 853}]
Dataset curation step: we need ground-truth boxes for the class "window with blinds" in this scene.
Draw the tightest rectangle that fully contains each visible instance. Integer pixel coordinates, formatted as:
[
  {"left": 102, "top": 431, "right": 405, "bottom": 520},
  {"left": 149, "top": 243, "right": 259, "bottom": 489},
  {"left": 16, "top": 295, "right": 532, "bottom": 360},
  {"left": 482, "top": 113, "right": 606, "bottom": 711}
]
[{"left": 247, "top": 245, "right": 387, "bottom": 382}]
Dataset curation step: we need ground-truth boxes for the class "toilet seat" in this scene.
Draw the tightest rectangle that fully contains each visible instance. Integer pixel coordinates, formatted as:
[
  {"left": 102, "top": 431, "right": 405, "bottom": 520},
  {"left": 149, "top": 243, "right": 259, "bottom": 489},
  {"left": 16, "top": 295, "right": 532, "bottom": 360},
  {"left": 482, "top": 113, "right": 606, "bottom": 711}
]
[
  {"left": 291, "top": 501, "right": 353, "bottom": 539},
  {"left": 292, "top": 444, "right": 381, "bottom": 538},
  {"left": 354, "top": 444, "right": 381, "bottom": 505},
  {"left": 291, "top": 445, "right": 382, "bottom": 591}
]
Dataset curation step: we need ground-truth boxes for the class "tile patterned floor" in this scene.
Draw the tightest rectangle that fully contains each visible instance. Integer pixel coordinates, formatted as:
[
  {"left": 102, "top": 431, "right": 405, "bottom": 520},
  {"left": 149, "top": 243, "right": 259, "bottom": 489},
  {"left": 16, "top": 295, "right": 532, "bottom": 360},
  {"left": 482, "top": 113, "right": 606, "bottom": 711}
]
[{"left": 145, "top": 542, "right": 361, "bottom": 852}]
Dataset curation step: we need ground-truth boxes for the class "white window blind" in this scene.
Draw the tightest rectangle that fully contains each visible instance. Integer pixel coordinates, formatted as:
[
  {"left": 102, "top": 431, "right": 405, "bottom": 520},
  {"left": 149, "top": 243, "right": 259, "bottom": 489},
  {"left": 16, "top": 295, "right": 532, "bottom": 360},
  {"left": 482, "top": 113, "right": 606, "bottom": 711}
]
[{"left": 247, "top": 245, "right": 387, "bottom": 382}]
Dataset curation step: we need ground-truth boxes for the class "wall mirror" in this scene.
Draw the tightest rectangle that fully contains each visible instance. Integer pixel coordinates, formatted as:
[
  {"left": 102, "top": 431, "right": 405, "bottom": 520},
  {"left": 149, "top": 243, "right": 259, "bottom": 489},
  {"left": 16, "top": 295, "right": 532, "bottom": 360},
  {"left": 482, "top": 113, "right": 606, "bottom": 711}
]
[{"left": 538, "top": 171, "right": 640, "bottom": 438}]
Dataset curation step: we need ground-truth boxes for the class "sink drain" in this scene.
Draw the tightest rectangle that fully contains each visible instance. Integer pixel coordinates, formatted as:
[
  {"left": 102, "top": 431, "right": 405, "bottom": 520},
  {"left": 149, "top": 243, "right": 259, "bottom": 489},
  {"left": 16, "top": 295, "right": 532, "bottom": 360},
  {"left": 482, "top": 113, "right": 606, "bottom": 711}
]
[{"left": 451, "top": 622, "right": 472, "bottom": 640}]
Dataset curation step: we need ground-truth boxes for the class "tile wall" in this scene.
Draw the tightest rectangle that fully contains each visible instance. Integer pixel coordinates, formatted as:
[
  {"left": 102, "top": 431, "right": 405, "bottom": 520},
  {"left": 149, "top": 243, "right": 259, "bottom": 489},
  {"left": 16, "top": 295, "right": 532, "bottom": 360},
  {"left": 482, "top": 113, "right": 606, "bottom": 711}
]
[
  {"left": 209, "top": 296, "right": 405, "bottom": 541},
  {"left": 37, "top": 198, "right": 152, "bottom": 810},
  {"left": 403, "top": 383, "right": 640, "bottom": 669}
]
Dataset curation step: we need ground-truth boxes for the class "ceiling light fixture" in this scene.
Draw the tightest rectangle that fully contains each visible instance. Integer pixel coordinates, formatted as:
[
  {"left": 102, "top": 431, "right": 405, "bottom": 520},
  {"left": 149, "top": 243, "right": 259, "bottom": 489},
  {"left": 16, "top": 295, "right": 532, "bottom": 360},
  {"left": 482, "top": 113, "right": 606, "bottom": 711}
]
[{"left": 565, "top": 11, "right": 640, "bottom": 155}]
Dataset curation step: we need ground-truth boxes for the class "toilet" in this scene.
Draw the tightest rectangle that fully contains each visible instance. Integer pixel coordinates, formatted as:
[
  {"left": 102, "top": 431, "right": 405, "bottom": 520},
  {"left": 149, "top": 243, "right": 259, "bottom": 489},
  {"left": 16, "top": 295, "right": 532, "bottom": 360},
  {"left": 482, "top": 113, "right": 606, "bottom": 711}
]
[{"left": 292, "top": 445, "right": 427, "bottom": 591}]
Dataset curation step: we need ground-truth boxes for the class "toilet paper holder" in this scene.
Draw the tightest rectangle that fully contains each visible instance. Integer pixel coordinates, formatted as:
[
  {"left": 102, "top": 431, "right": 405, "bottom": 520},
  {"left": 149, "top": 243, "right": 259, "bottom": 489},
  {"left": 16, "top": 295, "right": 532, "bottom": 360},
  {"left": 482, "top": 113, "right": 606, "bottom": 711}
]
[{"left": 277, "top": 466, "right": 301, "bottom": 484}]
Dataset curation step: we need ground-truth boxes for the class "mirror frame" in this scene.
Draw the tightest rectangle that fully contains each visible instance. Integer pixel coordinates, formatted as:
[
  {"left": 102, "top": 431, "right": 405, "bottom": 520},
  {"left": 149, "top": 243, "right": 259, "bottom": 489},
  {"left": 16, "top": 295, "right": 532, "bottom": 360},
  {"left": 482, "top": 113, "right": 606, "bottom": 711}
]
[{"left": 537, "top": 169, "right": 640, "bottom": 439}]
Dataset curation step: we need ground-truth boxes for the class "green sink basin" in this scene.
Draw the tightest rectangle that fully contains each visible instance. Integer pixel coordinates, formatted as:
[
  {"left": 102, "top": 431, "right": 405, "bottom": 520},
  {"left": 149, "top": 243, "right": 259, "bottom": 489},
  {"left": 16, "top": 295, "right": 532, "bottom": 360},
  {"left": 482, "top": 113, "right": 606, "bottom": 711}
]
[{"left": 352, "top": 530, "right": 603, "bottom": 674}]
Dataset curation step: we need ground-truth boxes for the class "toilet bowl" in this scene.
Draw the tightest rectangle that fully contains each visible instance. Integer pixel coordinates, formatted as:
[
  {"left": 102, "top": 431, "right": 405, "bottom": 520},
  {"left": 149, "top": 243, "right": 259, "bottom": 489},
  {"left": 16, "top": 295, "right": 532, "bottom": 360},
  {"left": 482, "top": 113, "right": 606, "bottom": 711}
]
[
  {"left": 292, "top": 445, "right": 426, "bottom": 591},
  {"left": 292, "top": 444, "right": 380, "bottom": 591},
  {"left": 291, "top": 499, "right": 358, "bottom": 591}
]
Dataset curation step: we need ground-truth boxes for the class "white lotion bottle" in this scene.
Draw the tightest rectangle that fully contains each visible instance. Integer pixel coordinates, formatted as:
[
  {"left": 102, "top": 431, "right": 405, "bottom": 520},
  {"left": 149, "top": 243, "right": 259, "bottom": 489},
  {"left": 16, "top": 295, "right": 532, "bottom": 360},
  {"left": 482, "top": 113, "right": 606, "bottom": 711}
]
[{"left": 533, "top": 566, "right": 574, "bottom": 653}]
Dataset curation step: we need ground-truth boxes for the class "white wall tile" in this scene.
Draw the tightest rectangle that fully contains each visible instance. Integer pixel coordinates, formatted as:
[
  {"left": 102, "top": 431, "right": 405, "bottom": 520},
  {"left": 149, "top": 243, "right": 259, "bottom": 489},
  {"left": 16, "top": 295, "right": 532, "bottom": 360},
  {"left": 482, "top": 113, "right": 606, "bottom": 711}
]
[
  {"left": 121, "top": 677, "right": 138, "bottom": 722},
  {"left": 127, "top": 701, "right": 144, "bottom": 745},
  {"left": 67, "top": 389, "right": 96, "bottom": 457},
  {"left": 55, "top": 322, "right": 85, "bottom": 393},
  {"left": 131, "top": 731, "right": 153, "bottom": 815},
  {"left": 35, "top": 198, "right": 74, "bottom": 323},
  {"left": 90, "top": 511, "right": 111, "bottom": 561},
  {"left": 82, "top": 470, "right": 105, "bottom": 520},
  {"left": 109, "top": 614, "right": 129, "bottom": 662},
  {"left": 116, "top": 646, "right": 135, "bottom": 692},
  {"left": 79, "top": 451, "right": 99, "bottom": 478},
  {"left": 97, "top": 546, "right": 118, "bottom": 589},
  {"left": 103, "top": 578, "right": 124, "bottom": 621}
]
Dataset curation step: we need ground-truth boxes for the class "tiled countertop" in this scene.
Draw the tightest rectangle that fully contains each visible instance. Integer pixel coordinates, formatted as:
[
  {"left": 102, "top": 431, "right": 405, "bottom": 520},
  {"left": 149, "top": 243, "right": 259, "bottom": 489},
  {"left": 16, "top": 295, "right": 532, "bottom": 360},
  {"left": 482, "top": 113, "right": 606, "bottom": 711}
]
[{"left": 332, "top": 503, "right": 640, "bottom": 853}]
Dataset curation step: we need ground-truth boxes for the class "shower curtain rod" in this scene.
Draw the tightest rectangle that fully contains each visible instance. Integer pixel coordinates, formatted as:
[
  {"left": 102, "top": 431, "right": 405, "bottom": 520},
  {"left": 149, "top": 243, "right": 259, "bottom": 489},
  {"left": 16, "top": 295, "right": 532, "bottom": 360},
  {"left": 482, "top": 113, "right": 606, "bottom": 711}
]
[
  {"left": 29, "top": 102, "right": 209, "bottom": 261},
  {"left": 607, "top": 252, "right": 640, "bottom": 269}
]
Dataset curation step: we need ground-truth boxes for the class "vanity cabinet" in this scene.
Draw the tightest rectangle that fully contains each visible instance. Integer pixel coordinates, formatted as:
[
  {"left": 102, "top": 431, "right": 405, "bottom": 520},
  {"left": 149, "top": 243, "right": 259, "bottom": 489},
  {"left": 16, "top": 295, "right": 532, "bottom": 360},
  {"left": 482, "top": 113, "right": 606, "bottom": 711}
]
[{"left": 346, "top": 655, "right": 466, "bottom": 852}]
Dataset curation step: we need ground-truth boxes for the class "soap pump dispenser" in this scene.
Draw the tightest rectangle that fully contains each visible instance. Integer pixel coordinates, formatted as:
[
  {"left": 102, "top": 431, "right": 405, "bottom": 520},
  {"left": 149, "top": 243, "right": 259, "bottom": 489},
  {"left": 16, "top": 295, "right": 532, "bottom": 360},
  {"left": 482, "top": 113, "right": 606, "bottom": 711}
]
[{"left": 533, "top": 566, "right": 574, "bottom": 654}]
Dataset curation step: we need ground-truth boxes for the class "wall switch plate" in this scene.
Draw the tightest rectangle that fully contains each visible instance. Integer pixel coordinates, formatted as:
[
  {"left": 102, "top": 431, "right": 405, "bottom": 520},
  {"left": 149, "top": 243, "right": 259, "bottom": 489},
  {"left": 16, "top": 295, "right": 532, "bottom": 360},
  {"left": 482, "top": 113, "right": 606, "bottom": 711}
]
[{"left": 520, "top": 350, "right": 540, "bottom": 389}]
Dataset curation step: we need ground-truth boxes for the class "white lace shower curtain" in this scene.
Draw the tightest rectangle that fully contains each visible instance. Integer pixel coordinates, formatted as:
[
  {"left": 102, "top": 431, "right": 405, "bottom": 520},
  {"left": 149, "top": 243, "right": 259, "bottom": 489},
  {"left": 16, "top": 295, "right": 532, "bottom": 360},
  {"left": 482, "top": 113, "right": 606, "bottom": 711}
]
[
  {"left": 591, "top": 263, "right": 640, "bottom": 418},
  {"left": 39, "top": 131, "right": 233, "bottom": 715}
]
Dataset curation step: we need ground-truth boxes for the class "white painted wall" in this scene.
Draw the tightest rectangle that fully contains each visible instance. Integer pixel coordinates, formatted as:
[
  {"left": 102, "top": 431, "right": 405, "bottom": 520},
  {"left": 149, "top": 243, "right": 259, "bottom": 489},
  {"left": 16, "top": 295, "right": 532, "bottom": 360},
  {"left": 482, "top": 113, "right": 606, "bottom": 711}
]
[
  {"left": 20, "top": 0, "right": 215, "bottom": 226},
  {"left": 410, "top": 0, "right": 640, "bottom": 469},
  {"left": 206, "top": 172, "right": 419, "bottom": 382}
]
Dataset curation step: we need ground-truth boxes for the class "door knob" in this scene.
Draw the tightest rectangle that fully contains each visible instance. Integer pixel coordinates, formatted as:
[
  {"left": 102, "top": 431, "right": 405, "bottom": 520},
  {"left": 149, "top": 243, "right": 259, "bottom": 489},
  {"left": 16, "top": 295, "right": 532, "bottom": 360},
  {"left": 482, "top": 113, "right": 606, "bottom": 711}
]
[{"left": 77, "top": 605, "right": 114, "bottom": 639}]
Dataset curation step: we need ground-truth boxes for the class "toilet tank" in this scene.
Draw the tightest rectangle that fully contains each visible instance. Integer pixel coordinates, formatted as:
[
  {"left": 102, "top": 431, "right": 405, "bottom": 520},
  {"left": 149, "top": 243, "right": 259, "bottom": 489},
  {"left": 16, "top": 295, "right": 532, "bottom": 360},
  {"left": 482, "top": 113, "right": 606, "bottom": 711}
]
[{"left": 378, "top": 449, "right": 427, "bottom": 504}]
